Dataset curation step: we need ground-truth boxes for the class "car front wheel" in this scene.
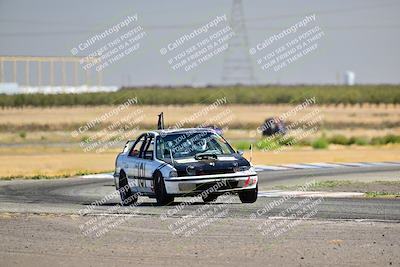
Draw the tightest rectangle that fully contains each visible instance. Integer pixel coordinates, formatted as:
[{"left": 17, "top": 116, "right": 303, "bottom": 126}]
[
  {"left": 154, "top": 172, "right": 174, "bottom": 206},
  {"left": 118, "top": 171, "right": 138, "bottom": 206},
  {"left": 238, "top": 184, "right": 258, "bottom": 203}
]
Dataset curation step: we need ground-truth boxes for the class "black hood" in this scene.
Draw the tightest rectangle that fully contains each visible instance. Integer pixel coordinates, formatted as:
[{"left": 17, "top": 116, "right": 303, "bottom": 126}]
[{"left": 172, "top": 153, "right": 250, "bottom": 177}]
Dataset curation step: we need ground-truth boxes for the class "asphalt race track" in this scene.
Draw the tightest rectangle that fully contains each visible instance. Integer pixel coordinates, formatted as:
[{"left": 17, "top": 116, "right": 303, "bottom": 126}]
[
  {"left": 0, "top": 165, "right": 399, "bottom": 221},
  {"left": 1, "top": 165, "right": 400, "bottom": 266}
]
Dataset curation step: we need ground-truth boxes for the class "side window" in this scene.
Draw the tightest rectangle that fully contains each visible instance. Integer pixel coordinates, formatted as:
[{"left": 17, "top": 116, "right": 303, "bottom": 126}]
[
  {"left": 140, "top": 135, "right": 154, "bottom": 160},
  {"left": 129, "top": 136, "right": 145, "bottom": 157},
  {"left": 156, "top": 138, "right": 164, "bottom": 160}
]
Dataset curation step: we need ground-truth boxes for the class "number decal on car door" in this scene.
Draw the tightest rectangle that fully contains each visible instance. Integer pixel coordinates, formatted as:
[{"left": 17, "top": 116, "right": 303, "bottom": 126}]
[{"left": 138, "top": 162, "right": 146, "bottom": 187}]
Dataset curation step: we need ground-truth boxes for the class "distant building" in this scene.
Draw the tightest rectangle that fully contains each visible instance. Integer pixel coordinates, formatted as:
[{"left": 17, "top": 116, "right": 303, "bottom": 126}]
[
  {"left": 0, "top": 55, "right": 105, "bottom": 94},
  {"left": 344, "top": 71, "right": 355, "bottom": 86}
]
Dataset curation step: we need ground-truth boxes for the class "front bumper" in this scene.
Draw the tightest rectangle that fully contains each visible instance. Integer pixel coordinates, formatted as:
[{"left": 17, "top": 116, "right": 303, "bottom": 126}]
[{"left": 164, "top": 171, "right": 258, "bottom": 195}]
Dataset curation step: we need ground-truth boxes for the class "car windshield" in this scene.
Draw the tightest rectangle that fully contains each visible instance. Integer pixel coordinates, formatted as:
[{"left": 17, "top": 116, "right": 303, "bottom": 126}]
[{"left": 156, "top": 131, "right": 235, "bottom": 160}]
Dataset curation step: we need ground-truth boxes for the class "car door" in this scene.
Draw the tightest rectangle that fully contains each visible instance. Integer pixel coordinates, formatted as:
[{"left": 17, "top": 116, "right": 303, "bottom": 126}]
[
  {"left": 135, "top": 133, "right": 157, "bottom": 194},
  {"left": 126, "top": 134, "right": 146, "bottom": 192}
]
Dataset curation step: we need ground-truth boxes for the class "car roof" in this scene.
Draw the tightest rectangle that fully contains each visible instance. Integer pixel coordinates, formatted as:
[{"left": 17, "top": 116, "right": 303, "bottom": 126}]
[{"left": 149, "top": 128, "right": 216, "bottom": 136}]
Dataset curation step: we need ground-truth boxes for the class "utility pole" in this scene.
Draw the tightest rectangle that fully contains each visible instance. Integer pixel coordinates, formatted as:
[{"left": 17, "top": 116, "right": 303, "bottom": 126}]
[{"left": 222, "top": 0, "right": 256, "bottom": 85}]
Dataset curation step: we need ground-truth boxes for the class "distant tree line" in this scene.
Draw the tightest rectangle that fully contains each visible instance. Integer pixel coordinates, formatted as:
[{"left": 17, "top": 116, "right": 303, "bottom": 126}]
[{"left": 0, "top": 85, "right": 399, "bottom": 107}]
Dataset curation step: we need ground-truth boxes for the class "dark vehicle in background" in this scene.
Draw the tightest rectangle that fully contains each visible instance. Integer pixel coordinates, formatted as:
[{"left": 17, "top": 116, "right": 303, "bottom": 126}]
[{"left": 261, "top": 117, "right": 287, "bottom": 136}]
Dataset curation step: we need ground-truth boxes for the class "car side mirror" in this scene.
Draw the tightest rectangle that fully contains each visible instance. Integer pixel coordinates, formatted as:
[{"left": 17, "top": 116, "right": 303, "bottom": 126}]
[{"left": 237, "top": 150, "right": 244, "bottom": 156}]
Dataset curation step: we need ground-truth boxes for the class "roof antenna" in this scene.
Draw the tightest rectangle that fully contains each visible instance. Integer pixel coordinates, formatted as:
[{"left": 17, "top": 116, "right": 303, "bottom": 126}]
[{"left": 157, "top": 112, "right": 164, "bottom": 130}]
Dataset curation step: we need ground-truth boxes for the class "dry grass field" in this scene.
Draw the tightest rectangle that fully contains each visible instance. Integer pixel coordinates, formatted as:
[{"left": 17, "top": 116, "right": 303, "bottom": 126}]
[
  {"left": 0, "top": 104, "right": 399, "bottom": 179},
  {"left": 1, "top": 104, "right": 399, "bottom": 130},
  {"left": 1, "top": 145, "right": 399, "bottom": 179},
  {"left": 245, "top": 145, "right": 400, "bottom": 165},
  {"left": 0, "top": 104, "right": 399, "bottom": 144},
  {"left": 0, "top": 104, "right": 400, "bottom": 125}
]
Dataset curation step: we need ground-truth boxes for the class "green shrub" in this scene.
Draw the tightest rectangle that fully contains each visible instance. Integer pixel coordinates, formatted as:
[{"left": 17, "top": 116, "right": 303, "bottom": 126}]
[
  {"left": 256, "top": 137, "right": 281, "bottom": 151},
  {"left": 296, "top": 139, "right": 312, "bottom": 146},
  {"left": 19, "top": 131, "right": 26, "bottom": 139},
  {"left": 370, "top": 135, "right": 400, "bottom": 145},
  {"left": 277, "top": 136, "right": 295, "bottom": 146},
  {"left": 370, "top": 136, "right": 384, "bottom": 145},
  {"left": 347, "top": 137, "right": 357, "bottom": 145},
  {"left": 328, "top": 134, "right": 349, "bottom": 145},
  {"left": 354, "top": 137, "right": 368, "bottom": 146},
  {"left": 1, "top": 85, "right": 400, "bottom": 107},
  {"left": 383, "top": 134, "right": 400, "bottom": 144},
  {"left": 80, "top": 136, "right": 90, "bottom": 143},
  {"left": 232, "top": 141, "right": 252, "bottom": 151},
  {"left": 312, "top": 137, "right": 329, "bottom": 149}
]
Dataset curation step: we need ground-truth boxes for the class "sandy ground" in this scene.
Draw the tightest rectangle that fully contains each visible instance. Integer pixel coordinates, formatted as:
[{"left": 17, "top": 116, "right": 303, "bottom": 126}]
[
  {"left": 275, "top": 180, "right": 400, "bottom": 194},
  {"left": 1, "top": 104, "right": 399, "bottom": 126},
  {"left": 1, "top": 166, "right": 400, "bottom": 266},
  {"left": 246, "top": 146, "right": 400, "bottom": 165},
  {"left": 1, "top": 145, "right": 399, "bottom": 178},
  {"left": 0, "top": 213, "right": 398, "bottom": 266}
]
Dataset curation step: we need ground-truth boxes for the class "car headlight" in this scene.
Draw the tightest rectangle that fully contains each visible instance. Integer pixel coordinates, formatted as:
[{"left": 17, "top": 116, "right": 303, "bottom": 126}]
[
  {"left": 233, "top": 165, "right": 251, "bottom": 172},
  {"left": 186, "top": 166, "right": 196, "bottom": 176},
  {"left": 169, "top": 170, "right": 178, "bottom": 177}
]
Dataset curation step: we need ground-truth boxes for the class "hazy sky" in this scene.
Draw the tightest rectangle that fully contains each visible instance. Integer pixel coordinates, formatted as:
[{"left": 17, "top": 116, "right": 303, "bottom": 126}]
[{"left": 0, "top": 0, "right": 399, "bottom": 86}]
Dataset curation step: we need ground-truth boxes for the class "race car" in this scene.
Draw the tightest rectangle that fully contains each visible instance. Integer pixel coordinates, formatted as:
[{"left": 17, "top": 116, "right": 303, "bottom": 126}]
[{"left": 114, "top": 118, "right": 258, "bottom": 206}]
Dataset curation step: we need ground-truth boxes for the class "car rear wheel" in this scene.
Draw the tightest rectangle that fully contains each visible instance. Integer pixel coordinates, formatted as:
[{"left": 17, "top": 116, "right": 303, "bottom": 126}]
[
  {"left": 202, "top": 194, "right": 219, "bottom": 203},
  {"left": 238, "top": 184, "right": 258, "bottom": 203},
  {"left": 154, "top": 172, "right": 174, "bottom": 206},
  {"left": 119, "top": 171, "right": 138, "bottom": 206}
]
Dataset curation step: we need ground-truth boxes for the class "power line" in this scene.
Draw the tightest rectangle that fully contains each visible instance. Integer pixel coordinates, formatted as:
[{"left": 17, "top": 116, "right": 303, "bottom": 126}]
[
  {"left": 248, "top": 24, "right": 400, "bottom": 31},
  {"left": 0, "top": 1, "right": 399, "bottom": 37},
  {"left": 246, "top": 1, "right": 400, "bottom": 22},
  {"left": 1, "top": 23, "right": 399, "bottom": 37}
]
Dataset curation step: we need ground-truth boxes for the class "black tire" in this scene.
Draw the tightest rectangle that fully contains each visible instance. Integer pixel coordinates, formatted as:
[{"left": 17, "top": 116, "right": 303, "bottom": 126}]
[
  {"left": 154, "top": 172, "right": 174, "bottom": 206},
  {"left": 238, "top": 184, "right": 258, "bottom": 203},
  {"left": 118, "top": 171, "right": 138, "bottom": 206},
  {"left": 202, "top": 194, "right": 219, "bottom": 203}
]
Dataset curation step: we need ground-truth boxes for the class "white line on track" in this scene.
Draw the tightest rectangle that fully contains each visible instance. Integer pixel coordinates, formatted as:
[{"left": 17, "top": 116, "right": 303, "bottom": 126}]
[
  {"left": 257, "top": 190, "right": 365, "bottom": 198},
  {"left": 254, "top": 165, "right": 290, "bottom": 171},
  {"left": 79, "top": 161, "right": 400, "bottom": 179},
  {"left": 301, "top": 162, "right": 346, "bottom": 168},
  {"left": 279, "top": 163, "right": 321, "bottom": 169}
]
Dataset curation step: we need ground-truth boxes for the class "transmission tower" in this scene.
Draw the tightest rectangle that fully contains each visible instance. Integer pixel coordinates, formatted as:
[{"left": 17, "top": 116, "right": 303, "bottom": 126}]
[{"left": 222, "top": 0, "right": 256, "bottom": 85}]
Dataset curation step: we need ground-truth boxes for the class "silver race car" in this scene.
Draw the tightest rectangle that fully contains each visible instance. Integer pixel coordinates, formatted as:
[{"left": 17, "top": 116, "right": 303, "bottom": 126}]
[{"left": 114, "top": 115, "right": 258, "bottom": 205}]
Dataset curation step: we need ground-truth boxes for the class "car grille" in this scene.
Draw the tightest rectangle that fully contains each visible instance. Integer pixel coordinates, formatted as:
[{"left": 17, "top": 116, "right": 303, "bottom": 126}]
[
  {"left": 195, "top": 180, "right": 239, "bottom": 191},
  {"left": 177, "top": 168, "right": 235, "bottom": 177}
]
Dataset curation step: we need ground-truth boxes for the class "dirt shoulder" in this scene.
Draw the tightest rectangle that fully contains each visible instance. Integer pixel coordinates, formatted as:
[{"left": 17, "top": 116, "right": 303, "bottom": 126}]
[
  {"left": 0, "top": 213, "right": 398, "bottom": 266},
  {"left": 247, "top": 146, "right": 400, "bottom": 165},
  {"left": 1, "top": 145, "right": 400, "bottom": 179},
  {"left": 275, "top": 180, "right": 400, "bottom": 198}
]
